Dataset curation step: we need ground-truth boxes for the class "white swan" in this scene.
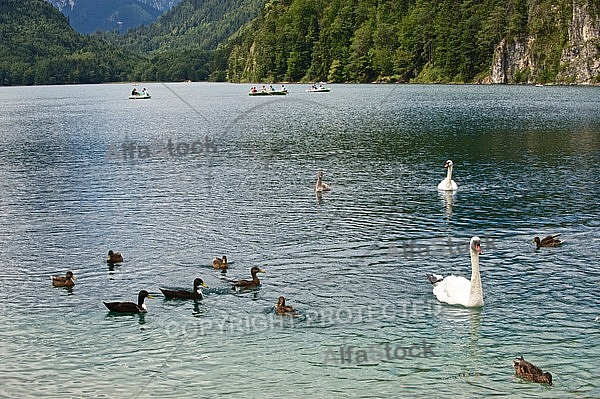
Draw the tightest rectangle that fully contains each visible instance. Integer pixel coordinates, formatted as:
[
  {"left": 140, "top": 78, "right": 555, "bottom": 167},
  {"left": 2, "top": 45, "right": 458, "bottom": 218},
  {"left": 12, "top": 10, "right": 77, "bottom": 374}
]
[
  {"left": 315, "top": 171, "right": 331, "bottom": 192},
  {"left": 437, "top": 160, "right": 458, "bottom": 191},
  {"left": 427, "top": 236, "right": 484, "bottom": 307}
]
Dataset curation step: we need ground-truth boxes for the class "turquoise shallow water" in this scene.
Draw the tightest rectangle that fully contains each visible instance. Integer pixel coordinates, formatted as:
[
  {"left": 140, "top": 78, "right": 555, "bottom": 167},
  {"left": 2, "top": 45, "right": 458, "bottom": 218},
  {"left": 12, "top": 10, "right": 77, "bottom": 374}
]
[{"left": 0, "top": 83, "right": 599, "bottom": 398}]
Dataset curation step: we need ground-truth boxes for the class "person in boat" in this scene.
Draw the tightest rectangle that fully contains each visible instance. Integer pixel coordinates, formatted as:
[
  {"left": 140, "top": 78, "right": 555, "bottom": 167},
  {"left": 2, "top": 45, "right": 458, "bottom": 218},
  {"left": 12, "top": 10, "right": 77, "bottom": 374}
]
[
  {"left": 141, "top": 88, "right": 147, "bottom": 96},
  {"left": 269, "top": 85, "right": 275, "bottom": 91},
  {"left": 251, "top": 87, "right": 257, "bottom": 93},
  {"left": 131, "top": 88, "right": 139, "bottom": 96},
  {"left": 261, "top": 85, "right": 267, "bottom": 92},
  {"left": 281, "top": 85, "right": 287, "bottom": 92}
]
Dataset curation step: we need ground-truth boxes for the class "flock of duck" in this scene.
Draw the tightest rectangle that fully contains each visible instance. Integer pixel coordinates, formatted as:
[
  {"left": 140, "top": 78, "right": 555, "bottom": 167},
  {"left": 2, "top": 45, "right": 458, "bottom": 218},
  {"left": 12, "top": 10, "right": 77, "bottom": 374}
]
[
  {"left": 51, "top": 166, "right": 557, "bottom": 385},
  {"left": 52, "top": 254, "right": 294, "bottom": 314}
]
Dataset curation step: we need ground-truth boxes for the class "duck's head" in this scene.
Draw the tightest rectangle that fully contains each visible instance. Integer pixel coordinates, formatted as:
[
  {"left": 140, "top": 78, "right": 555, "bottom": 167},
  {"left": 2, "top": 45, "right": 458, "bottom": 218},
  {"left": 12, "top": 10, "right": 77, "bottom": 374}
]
[
  {"left": 533, "top": 237, "right": 541, "bottom": 244},
  {"left": 65, "top": 271, "right": 76, "bottom": 280},
  {"left": 138, "top": 290, "right": 154, "bottom": 301},
  {"left": 544, "top": 372, "right": 553, "bottom": 385},
  {"left": 137, "top": 290, "right": 153, "bottom": 310},
  {"left": 277, "top": 296, "right": 286, "bottom": 306},
  {"left": 250, "top": 266, "right": 266, "bottom": 275},
  {"left": 444, "top": 160, "right": 453, "bottom": 168},
  {"left": 222, "top": 255, "right": 228, "bottom": 262},
  {"left": 194, "top": 278, "right": 209, "bottom": 289},
  {"left": 470, "top": 236, "right": 482, "bottom": 255},
  {"left": 513, "top": 355, "right": 524, "bottom": 367},
  {"left": 108, "top": 250, "right": 114, "bottom": 256}
]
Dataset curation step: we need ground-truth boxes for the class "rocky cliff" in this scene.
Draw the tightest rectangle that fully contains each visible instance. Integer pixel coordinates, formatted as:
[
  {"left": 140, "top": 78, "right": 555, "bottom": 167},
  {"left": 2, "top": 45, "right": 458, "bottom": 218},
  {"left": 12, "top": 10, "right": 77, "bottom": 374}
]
[
  {"left": 490, "top": 1, "right": 600, "bottom": 84},
  {"left": 557, "top": 1, "right": 600, "bottom": 84}
]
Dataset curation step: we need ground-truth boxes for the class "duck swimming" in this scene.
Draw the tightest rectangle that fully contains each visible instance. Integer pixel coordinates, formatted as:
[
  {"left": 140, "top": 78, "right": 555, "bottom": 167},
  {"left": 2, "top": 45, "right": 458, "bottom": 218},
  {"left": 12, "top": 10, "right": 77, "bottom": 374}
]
[
  {"left": 107, "top": 250, "right": 124, "bottom": 263},
  {"left": 427, "top": 236, "right": 484, "bottom": 308},
  {"left": 315, "top": 171, "right": 331, "bottom": 192},
  {"left": 103, "top": 290, "right": 153, "bottom": 313},
  {"left": 275, "top": 296, "right": 297, "bottom": 315},
  {"left": 213, "top": 255, "right": 228, "bottom": 269},
  {"left": 533, "top": 234, "right": 562, "bottom": 249},
  {"left": 513, "top": 356, "right": 552, "bottom": 385},
  {"left": 51, "top": 271, "right": 76, "bottom": 287},
  {"left": 160, "top": 278, "right": 208, "bottom": 300},
  {"left": 437, "top": 160, "right": 458, "bottom": 191},
  {"left": 232, "top": 266, "right": 265, "bottom": 290}
]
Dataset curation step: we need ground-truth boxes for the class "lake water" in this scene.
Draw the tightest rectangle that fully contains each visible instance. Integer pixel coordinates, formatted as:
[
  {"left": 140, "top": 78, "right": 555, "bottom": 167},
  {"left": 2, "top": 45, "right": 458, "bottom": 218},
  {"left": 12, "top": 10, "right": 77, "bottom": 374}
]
[{"left": 0, "top": 83, "right": 598, "bottom": 398}]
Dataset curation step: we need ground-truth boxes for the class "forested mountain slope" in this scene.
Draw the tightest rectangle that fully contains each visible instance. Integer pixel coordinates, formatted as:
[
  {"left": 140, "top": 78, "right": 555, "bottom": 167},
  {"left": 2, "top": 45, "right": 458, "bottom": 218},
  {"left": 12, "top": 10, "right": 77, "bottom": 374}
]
[
  {"left": 2, "top": 0, "right": 599, "bottom": 85},
  {"left": 118, "top": 0, "right": 263, "bottom": 52},
  {"left": 226, "top": 0, "right": 600, "bottom": 84},
  {"left": 47, "top": 0, "right": 182, "bottom": 33},
  {"left": 0, "top": 0, "right": 142, "bottom": 85}
]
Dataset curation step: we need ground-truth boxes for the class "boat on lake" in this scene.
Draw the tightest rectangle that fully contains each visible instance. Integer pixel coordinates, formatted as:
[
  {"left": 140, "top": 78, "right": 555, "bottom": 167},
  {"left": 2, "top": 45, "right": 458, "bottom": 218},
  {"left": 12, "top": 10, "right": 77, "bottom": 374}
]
[
  {"left": 129, "top": 87, "right": 151, "bottom": 99},
  {"left": 129, "top": 93, "right": 151, "bottom": 99},
  {"left": 306, "top": 84, "right": 330, "bottom": 93},
  {"left": 249, "top": 90, "right": 288, "bottom": 96},
  {"left": 249, "top": 85, "right": 288, "bottom": 96}
]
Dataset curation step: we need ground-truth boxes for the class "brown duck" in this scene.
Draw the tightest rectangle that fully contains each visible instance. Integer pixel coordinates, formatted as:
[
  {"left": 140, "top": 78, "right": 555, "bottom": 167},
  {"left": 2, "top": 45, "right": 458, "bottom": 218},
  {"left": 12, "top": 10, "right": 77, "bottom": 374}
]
[
  {"left": 513, "top": 356, "right": 552, "bottom": 385},
  {"left": 212, "top": 255, "right": 228, "bottom": 269},
  {"left": 231, "top": 266, "right": 265, "bottom": 290},
  {"left": 51, "top": 271, "right": 76, "bottom": 287},
  {"left": 160, "top": 278, "right": 208, "bottom": 300},
  {"left": 533, "top": 234, "right": 562, "bottom": 249},
  {"left": 275, "top": 296, "right": 297, "bottom": 315},
  {"left": 107, "top": 250, "right": 124, "bottom": 263}
]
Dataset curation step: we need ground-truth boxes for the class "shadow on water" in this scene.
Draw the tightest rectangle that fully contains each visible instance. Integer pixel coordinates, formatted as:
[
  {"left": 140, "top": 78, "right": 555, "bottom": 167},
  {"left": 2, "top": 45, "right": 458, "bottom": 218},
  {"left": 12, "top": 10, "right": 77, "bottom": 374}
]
[{"left": 105, "top": 311, "right": 146, "bottom": 325}]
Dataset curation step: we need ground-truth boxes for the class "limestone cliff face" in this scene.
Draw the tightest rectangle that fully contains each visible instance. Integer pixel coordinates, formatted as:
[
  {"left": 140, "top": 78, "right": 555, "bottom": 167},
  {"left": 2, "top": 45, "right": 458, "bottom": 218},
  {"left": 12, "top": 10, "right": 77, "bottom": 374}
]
[
  {"left": 557, "top": 1, "right": 600, "bottom": 84},
  {"left": 489, "top": 1, "right": 600, "bottom": 84},
  {"left": 489, "top": 38, "right": 533, "bottom": 84}
]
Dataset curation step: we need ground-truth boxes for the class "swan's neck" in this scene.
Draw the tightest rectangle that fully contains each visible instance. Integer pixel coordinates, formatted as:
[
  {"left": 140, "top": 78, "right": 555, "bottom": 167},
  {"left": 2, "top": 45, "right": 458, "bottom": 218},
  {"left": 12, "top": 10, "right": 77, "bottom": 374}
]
[
  {"left": 316, "top": 175, "right": 324, "bottom": 191},
  {"left": 446, "top": 165, "right": 453, "bottom": 182},
  {"left": 468, "top": 250, "right": 484, "bottom": 307}
]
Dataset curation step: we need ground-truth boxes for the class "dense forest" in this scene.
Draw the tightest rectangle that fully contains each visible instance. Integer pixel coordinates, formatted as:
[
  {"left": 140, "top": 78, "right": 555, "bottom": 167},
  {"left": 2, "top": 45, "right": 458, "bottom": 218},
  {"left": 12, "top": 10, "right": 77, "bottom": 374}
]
[
  {"left": 1, "top": 0, "right": 599, "bottom": 85},
  {"left": 103, "top": 0, "right": 263, "bottom": 81},
  {"left": 0, "top": 0, "right": 142, "bottom": 85},
  {"left": 115, "top": 0, "right": 262, "bottom": 52},
  {"left": 226, "top": 0, "right": 598, "bottom": 83}
]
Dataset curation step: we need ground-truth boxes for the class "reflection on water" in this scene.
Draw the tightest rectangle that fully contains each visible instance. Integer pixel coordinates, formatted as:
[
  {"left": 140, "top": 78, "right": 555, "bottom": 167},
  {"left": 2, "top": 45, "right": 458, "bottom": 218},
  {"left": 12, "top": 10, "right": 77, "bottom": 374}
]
[
  {"left": 439, "top": 190, "right": 455, "bottom": 218},
  {"left": 0, "top": 83, "right": 598, "bottom": 398}
]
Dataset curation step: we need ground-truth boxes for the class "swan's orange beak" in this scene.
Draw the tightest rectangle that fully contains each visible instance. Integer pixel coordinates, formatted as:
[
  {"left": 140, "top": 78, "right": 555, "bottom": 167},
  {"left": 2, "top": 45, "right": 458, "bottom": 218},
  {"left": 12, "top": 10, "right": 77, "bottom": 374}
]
[{"left": 474, "top": 242, "right": 482, "bottom": 254}]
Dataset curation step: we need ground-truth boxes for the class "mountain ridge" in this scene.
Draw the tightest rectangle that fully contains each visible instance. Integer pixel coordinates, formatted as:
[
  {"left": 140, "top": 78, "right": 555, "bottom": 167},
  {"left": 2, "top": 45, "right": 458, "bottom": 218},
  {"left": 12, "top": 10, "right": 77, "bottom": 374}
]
[
  {"left": 2, "top": 0, "right": 599, "bottom": 85},
  {"left": 46, "top": 0, "right": 182, "bottom": 33},
  {"left": 0, "top": 0, "right": 143, "bottom": 85}
]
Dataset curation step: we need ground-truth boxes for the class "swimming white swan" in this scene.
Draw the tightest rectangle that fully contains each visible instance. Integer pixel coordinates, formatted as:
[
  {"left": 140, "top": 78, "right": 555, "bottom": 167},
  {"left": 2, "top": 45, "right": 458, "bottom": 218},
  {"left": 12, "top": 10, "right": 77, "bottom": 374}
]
[
  {"left": 315, "top": 171, "right": 331, "bottom": 192},
  {"left": 427, "top": 236, "right": 483, "bottom": 307},
  {"left": 437, "top": 160, "right": 458, "bottom": 191}
]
